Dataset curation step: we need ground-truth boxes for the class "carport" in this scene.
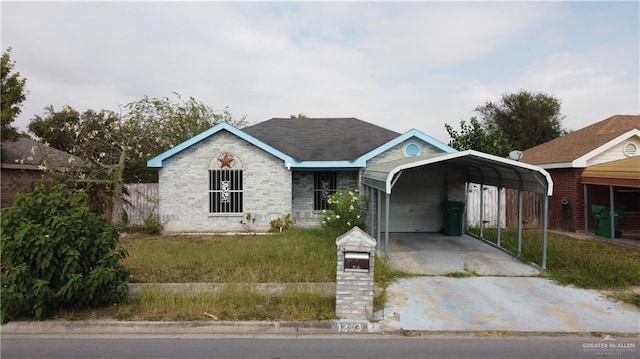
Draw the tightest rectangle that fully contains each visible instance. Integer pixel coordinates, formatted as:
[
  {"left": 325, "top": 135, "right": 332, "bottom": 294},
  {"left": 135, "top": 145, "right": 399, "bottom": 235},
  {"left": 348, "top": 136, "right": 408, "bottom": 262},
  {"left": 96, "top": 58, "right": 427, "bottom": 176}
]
[
  {"left": 362, "top": 150, "right": 554, "bottom": 268},
  {"left": 582, "top": 156, "right": 640, "bottom": 239}
]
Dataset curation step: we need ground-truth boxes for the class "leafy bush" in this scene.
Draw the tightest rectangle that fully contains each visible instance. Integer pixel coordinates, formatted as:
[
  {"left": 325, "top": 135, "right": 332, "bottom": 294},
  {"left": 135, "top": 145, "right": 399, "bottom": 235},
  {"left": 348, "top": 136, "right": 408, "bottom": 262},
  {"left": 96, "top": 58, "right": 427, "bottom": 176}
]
[
  {"left": 321, "top": 191, "right": 368, "bottom": 236},
  {"left": 1, "top": 184, "right": 130, "bottom": 323},
  {"left": 270, "top": 213, "right": 295, "bottom": 233}
]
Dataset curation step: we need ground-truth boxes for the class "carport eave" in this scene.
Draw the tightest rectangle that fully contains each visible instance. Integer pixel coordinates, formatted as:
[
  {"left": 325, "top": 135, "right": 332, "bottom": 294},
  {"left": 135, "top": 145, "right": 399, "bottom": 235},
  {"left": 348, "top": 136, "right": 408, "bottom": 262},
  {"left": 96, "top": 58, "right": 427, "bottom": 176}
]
[{"left": 362, "top": 150, "right": 554, "bottom": 196}]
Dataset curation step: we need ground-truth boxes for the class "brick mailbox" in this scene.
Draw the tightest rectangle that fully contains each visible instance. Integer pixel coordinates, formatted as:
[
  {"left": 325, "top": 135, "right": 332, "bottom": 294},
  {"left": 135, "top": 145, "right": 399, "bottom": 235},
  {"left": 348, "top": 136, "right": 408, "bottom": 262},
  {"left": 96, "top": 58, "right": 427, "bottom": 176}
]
[{"left": 335, "top": 227, "right": 376, "bottom": 321}]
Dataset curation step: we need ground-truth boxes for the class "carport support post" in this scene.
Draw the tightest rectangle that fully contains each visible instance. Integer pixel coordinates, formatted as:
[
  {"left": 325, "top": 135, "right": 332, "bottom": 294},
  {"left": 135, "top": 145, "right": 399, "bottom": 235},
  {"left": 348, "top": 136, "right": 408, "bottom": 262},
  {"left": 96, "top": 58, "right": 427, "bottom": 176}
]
[
  {"left": 542, "top": 194, "right": 549, "bottom": 269},
  {"left": 517, "top": 184, "right": 523, "bottom": 257},
  {"left": 497, "top": 185, "right": 502, "bottom": 247},
  {"left": 376, "top": 190, "right": 382, "bottom": 256},
  {"left": 479, "top": 184, "right": 485, "bottom": 239},
  {"left": 583, "top": 184, "right": 589, "bottom": 234},
  {"left": 609, "top": 186, "right": 615, "bottom": 240},
  {"left": 385, "top": 193, "right": 390, "bottom": 259}
]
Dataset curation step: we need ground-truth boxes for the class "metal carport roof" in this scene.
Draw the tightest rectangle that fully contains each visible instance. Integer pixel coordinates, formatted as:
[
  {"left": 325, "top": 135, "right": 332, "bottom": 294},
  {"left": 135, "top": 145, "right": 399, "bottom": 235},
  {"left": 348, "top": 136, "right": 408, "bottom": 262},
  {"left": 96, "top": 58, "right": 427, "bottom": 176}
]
[
  {"left": 362, "top": 149, "right": 554, "bottom": 269},
  {"left": 362, "top": 150, "right": 553, "bottom": 195}
]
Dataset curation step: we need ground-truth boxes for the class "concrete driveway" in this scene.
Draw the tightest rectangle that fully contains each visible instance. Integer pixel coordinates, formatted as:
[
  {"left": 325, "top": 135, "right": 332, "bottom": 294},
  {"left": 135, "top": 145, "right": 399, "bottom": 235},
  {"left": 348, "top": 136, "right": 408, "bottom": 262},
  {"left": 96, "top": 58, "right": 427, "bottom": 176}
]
[
  {"left": 387, "top": 233, "right": 540, "bottom": 276},
  {"left": 380, "top": 233, "right": 640, "bottom": 334}
]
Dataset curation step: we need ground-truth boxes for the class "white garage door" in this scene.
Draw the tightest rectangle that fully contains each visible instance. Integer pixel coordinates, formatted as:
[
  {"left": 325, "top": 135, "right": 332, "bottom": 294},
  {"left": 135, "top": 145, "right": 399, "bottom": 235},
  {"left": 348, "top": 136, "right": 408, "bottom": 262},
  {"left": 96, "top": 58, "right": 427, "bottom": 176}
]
[{"left": 380, "top": 169, "right": 444, "bottom": 232}]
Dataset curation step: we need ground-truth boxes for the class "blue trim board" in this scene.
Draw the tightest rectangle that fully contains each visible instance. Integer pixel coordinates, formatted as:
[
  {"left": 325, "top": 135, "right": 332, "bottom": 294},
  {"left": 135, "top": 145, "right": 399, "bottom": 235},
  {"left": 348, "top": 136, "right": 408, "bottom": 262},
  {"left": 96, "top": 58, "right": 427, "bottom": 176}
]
[
  {"left": 147, "top": 124, "right": 456, "bottom": 169},
  {"left": 147, "top": 122, "right": 296, "bottom": 168}
]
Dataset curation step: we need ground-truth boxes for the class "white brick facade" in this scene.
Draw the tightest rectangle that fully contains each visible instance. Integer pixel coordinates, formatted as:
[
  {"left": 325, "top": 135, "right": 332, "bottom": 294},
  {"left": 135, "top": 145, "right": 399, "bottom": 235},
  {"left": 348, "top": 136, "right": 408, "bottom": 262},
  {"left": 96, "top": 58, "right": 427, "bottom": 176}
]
[
  {"left": 157, "top": 129, "right": 452, "bottom": 233},
  {"left": 159, "top": 131, "right": 292, "bottom": 233}
]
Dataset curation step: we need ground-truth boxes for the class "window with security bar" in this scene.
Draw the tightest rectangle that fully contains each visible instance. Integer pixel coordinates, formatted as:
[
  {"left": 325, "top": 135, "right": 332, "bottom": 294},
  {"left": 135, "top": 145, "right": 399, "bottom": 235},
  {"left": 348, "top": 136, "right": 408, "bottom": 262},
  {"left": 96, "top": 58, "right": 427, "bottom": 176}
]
[
  {"left": 314, "top": 171, "right": 337, "bottom": 210},
  {"left": 209, "top": 169, "right": 243, "bottom": 213}
]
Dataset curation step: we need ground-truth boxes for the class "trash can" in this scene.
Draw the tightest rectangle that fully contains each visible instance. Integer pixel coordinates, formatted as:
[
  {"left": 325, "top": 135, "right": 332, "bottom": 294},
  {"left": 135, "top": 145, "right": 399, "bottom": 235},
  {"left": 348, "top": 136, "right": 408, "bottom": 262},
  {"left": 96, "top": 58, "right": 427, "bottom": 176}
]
[
  {"left": 442, "top": 201, "right": 465, "bottom": 236},
  {"left": 591, "top": 205, "right": 624, "bottom": 238}
]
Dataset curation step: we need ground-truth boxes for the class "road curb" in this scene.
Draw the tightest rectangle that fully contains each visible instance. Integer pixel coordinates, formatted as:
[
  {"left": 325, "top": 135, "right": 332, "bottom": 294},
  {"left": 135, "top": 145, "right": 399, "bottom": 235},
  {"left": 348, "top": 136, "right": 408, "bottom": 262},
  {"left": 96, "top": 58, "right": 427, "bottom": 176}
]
[
  {"left": 2, "top": 320, "right": 638, "bottom": 338},
  {"left": 0, "top": 320, "right": 339, "bottom": 336}
]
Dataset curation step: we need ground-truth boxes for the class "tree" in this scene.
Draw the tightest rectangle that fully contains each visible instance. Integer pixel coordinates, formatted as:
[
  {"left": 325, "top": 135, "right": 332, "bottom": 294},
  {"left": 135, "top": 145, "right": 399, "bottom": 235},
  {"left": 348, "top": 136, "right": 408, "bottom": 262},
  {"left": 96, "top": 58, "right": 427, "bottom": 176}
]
[
  {"left": 28, "top": 94, "right": 248, "bottom": 224},
  {"left": 1, "top": 48, "right": 27, "bottom": 143},
  {"left": 290, "top": 113, "right": 308, "bottom": 119},
  {"left": 28, "top": 105, "right": 81, "bottom": 152},
  {"left": 445, "top": 90, "right": 566, "bottom": 156},
  {"left": 444, "top": 117, "right": 512, "bottom": 157},
  {"left": 474, "top": 91, "right": 566, "bottom": 151}
]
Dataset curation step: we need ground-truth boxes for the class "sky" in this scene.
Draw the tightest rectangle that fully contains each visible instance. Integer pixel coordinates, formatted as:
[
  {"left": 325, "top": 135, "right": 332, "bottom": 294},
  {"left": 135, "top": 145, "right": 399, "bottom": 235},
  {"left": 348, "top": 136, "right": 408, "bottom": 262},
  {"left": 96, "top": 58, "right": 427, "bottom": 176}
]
[{"left": 2, "top": 1, "right": 639, "bottom": 145}]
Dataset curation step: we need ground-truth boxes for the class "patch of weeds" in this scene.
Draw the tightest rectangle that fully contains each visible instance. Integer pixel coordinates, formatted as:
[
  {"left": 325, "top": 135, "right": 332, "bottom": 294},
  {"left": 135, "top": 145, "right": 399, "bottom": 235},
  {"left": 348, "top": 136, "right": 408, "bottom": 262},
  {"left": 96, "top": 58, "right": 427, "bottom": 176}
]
[
  {"left": 83, "top": 286, "right": 337, "bottom": 322},
  {"left": 608, "top": 293, "right": 640, "bottom": 307},
  {"left": 400, "top": 330, "right": 424, "bottom": 337},
  {"left": 445, "top": 271, "right": 473, "bottom": 278}
]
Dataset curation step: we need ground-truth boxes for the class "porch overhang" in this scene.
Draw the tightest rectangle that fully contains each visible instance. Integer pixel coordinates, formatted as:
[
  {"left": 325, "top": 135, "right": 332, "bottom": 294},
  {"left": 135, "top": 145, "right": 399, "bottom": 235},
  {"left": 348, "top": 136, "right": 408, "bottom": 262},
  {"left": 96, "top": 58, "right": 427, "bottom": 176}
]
[
  {"left": 362, "top": 150, "right": 554, "bottom": 196},
  {"left": 581, "top": 156, "right": 640, "bottom": 188}
]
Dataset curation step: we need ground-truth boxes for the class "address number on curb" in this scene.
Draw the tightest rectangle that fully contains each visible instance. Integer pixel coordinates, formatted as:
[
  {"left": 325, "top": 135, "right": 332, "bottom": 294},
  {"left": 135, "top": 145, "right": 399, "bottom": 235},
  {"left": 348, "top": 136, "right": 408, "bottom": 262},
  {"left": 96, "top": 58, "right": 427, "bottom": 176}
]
[{"left": 337, "top": 322, "right": 364, "bottom": 332}]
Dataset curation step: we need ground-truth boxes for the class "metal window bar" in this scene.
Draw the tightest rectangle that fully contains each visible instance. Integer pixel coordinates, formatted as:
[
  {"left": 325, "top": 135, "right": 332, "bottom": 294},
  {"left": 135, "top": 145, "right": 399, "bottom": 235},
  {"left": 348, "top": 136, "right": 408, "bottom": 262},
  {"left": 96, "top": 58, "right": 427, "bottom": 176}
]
[
  {"left": 313, "top": 172, "right": 337, "bottom": 210},
  {"left": 209, "top": 170, "right": 243, "bottom": 213}
]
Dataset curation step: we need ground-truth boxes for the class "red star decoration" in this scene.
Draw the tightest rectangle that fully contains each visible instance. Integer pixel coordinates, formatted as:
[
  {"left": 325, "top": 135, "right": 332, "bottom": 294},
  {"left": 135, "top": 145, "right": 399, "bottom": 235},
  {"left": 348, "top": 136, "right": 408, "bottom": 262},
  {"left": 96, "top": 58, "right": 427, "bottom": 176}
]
[{"left": 218, "top": 153, "right": 234, "bottom": 169}]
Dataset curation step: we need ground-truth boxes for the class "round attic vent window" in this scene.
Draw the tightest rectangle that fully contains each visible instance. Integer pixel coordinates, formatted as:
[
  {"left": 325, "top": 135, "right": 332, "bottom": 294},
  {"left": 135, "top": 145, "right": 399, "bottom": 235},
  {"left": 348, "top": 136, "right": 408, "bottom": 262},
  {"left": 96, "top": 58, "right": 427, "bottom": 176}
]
[
  {"left": 623, "top": 142, "right": 638, "bottom": 157},
  {"left": 404, "top": 142, "right": 421, "bottom": 157}
]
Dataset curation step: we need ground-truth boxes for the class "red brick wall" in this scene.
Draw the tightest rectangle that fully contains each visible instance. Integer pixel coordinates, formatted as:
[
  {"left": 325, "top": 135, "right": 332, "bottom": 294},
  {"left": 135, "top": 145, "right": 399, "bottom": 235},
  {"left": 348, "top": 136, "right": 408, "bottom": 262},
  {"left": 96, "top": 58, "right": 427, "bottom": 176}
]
[
  {"left": 0, "top": 168, "right": 46, "bottom": 208},
  {"left": 548, "top": 168, "right": 639, "bottom": 232},
  {"left": 548, "top": 168, "right": 584, "bottom": 231}
]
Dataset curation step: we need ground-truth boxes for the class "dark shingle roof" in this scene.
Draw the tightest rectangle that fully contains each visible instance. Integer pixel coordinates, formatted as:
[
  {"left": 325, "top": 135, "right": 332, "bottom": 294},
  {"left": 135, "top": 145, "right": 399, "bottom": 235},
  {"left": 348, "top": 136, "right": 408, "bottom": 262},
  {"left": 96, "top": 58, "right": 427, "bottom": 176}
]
[
  {"left": 1, "top": 137, "right": 78, "bottom": 168},
  {"left": 521, "top": 114, "right": 640, "bottom": 165},
  {"left": 243, "top": 118, "right": 401, "bottom": 161}
]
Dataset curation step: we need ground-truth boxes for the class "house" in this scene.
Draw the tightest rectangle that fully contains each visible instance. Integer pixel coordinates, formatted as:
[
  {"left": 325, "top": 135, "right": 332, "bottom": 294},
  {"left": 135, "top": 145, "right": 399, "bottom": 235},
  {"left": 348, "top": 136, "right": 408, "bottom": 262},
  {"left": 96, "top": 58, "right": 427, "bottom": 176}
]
[
  {"left": 0, "top": 137, "right": 77, "bottom": 208},
  {"left": 520, "top": 114, "right": 640, "bottom": 238},
  {"left": 148, "top": 117, "right": 553, "bottom": 244}
]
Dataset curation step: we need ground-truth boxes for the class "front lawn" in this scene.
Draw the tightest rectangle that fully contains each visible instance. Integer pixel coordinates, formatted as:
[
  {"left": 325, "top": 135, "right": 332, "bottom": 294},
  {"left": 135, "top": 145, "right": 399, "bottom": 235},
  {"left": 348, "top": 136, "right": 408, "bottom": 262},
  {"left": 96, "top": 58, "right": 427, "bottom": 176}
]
[
  {"left": 55, "top": 228, "right": 403, "bottom": 321},
  {"left": 121, "top": 228, "right": 336, "bottom": 283}
]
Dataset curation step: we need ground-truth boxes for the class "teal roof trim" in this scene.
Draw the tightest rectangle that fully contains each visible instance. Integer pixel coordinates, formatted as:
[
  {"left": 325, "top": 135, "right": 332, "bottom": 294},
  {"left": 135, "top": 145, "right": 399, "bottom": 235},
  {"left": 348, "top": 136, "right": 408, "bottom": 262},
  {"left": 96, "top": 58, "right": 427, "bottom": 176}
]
[
  {"left": 148, "top": 125, "right": 456, "bottom": 169},
  {"left": 356, "top": 129, "right": 456, "bottom": 163},
  {"left": 147, "top": 122, "right": 296, "bottom": 168}
]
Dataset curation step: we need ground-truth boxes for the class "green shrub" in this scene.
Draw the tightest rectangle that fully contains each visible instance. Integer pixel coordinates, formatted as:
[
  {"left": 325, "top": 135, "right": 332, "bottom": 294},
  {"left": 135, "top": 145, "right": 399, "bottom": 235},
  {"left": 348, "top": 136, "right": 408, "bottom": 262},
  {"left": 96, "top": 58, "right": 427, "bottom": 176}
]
[
  {"left": 0, "top": 184, "right": 130, "bottom": 323},
  {"left": 321, "top": 191, "right": 368, "bottom": 236},
  {"left": 127, "top": 213, "right": 164, "bottom": 235}
]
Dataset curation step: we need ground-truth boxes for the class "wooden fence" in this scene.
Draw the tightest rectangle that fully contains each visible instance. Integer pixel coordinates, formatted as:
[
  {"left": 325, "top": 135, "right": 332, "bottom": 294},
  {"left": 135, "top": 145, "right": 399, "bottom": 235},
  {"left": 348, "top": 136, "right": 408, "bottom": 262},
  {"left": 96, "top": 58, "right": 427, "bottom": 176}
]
[
  {"left": 123, "top": 183, "right": 159, "bottom": 226},
  {"left": 466, "top": 184, "right": 544, "bottom": 229}
]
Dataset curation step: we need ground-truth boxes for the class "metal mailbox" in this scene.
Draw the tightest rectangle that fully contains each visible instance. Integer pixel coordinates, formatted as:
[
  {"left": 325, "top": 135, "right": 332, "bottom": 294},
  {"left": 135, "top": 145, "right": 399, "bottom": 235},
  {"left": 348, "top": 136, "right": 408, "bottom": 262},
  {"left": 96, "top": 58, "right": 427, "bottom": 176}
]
[{"left": 344, "top": 252, "right": 370, "bottom": 272}]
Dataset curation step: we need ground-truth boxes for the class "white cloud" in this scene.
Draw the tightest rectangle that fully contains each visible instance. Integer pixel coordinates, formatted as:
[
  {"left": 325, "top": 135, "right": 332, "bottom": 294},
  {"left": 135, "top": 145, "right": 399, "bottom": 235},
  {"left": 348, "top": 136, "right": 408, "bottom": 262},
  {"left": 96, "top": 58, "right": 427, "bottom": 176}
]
[{"left": 1, "top": 1, "right": 637, "bottom": 146}]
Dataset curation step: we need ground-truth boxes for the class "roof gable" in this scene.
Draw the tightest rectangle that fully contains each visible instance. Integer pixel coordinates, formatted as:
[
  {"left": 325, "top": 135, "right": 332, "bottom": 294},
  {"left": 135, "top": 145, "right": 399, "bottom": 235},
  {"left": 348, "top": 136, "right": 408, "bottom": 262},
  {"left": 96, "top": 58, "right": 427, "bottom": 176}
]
[
  {"left": 148, "top": 118, "right": 457, "bottom": 169},
  {"left": 521, "top": 114, "right": 640, "bottom": 166},
  {"left": 357, "top": 129, "right": 456, "bottom": 162},
  {"left": 147, "top": 122, "right": 295, "bottom": 168}
]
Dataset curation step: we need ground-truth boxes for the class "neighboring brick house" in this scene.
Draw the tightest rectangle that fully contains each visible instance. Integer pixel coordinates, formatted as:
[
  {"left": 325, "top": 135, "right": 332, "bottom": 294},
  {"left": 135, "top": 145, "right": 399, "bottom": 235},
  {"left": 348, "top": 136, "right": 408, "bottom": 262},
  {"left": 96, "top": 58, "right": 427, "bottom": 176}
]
[
  {"left": 520, "top": 114, "right": 640, "bottom": 236},
  {"left": 1, "top": 137, "right": 76, "bottom": 208}
]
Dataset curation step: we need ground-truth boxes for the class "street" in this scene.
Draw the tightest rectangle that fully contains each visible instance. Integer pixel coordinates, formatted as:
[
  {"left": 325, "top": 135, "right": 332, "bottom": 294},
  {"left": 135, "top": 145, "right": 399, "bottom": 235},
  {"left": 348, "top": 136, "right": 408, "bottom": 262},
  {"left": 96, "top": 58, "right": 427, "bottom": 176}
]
[{"left": 2, "top": 335, "right": 638, "bottom": 359}]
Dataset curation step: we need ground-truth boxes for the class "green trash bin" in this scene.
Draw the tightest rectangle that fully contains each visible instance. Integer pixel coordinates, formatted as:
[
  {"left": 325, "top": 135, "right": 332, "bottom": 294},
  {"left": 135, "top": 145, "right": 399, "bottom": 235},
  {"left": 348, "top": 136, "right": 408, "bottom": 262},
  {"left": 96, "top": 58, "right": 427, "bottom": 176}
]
[
  {"left": 442, "top": 201, "right": 465, "bottom": 236},
  {"left": 591, "top": 205, "right": 624, "bottom": 238}
]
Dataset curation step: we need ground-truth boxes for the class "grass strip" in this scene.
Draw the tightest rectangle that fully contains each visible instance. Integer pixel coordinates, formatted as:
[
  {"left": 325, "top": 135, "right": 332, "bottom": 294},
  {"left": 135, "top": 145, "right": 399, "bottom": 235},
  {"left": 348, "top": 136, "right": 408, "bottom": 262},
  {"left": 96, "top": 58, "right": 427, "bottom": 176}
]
[{"left": 469, "top": 227, "right": 640, "bottom": 289}]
